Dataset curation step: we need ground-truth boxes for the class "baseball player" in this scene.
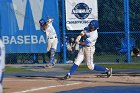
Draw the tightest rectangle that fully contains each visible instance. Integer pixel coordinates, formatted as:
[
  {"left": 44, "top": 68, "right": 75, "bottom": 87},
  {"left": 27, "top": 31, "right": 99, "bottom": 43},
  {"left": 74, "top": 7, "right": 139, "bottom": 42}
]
[
  {"left": 62, "top": 20, "right": 112, "bottom": 80},
  {"left": 132, "top": 47, "right": 140, "bottom": 57},
  {"left": 0, "top": 39, "right": 5, "bottom": 93},
  {"left": 66, "top": 37, "right": 79, "bottom": 63},
  {"left": 39, "top": 18, "right": 58, "bottom": 68}
]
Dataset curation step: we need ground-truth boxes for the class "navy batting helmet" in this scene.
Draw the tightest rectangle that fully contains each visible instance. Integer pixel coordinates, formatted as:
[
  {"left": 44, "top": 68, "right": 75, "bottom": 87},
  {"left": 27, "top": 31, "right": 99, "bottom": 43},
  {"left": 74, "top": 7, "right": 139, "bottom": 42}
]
[
  {"left": 88, "top": 20, "right": 99, "bottom": 30},
  {"left": 84, "top": 27, "right": 89, "bottom": 31},
  {"left": 39, "top": 19, "right": 46, "bottom": 26}
]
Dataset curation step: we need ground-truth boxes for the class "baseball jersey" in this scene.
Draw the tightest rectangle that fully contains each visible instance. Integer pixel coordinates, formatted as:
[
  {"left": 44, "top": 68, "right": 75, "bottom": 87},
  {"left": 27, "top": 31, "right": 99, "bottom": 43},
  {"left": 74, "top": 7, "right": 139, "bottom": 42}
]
[
  {"left": 0, "top": 39, "right": 5, "bottom": 70},
  {"left": 45, "top": 22, "right": 57, "bottom": 39},
  {"left": 84, "top": 29, "right": 98, "bottom": 47}
]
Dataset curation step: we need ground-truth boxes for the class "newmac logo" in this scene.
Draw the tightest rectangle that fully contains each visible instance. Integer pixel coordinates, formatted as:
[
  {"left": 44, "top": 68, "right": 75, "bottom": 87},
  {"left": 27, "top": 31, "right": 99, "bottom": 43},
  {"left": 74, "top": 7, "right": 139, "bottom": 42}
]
[{"left": 72, "top": 3, "right": 92, "bottom": 19}]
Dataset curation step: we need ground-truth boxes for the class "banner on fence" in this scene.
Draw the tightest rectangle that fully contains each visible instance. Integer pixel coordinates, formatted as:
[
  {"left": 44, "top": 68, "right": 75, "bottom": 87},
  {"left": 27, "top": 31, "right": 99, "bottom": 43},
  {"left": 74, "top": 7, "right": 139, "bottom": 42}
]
[
  {"left": 65, "top": 0, "right": 98, "bottom": 30},
  {"left": 0, "top": 0, "right": 60, "bottom": 53}
]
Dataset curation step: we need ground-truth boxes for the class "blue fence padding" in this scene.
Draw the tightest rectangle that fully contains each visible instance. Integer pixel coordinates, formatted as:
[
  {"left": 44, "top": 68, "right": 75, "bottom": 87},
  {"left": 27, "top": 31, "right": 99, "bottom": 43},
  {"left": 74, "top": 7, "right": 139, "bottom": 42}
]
[{"left": 0, "top": 0, "right": 60, "bottom": 53}]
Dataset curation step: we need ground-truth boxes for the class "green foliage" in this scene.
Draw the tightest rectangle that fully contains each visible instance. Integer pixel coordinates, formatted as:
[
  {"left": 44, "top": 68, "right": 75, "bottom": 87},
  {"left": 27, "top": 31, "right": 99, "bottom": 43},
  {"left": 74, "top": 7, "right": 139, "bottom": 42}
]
[
  {"left": 98, "top": 0, "right": 124, "bottom": 31},
  {"left": 97, "top": 0, "right": 140, "bottom": 31}
]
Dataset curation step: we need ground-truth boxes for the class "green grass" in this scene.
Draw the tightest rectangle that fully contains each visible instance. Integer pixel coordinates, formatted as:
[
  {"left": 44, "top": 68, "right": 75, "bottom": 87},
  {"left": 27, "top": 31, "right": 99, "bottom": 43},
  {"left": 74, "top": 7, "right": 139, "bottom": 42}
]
[
  {"left": 65, "top": 64, "right": 140, "bottom": 71},
  {"left": 100, "top": 64, "right": 140, "bottom": 69},
  {"left": 94, "top": 54, "right": 140, "bottom": 63},
  {"left": 4, "top": 64, "right": 140, "bottom": 74},
  {"left": 5, "top": 66, "right": 35, "bottom": 74}
]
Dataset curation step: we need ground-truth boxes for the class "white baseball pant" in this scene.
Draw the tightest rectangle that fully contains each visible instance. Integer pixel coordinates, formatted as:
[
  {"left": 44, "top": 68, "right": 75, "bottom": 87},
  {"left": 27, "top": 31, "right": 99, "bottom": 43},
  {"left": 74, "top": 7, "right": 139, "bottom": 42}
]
[
  {"left": 47, "top": 37, "right": 58, "bottom": 51},
  {"left": 74, "top": 46, "right": 95, "bottom": 70}
]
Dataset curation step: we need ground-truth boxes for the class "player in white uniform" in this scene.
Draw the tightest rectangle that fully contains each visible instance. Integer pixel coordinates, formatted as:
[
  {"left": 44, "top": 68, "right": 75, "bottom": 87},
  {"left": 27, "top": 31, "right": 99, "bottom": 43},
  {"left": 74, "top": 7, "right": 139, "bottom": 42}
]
[
  {"left": 62, "top": 20, "right": 112, "bottom": 80},
  {"left": 39, "top": 18, "right": 58, "bottom": 68},
  {"left": 0, "top": 39, "right": 5, "bottom": 93}
]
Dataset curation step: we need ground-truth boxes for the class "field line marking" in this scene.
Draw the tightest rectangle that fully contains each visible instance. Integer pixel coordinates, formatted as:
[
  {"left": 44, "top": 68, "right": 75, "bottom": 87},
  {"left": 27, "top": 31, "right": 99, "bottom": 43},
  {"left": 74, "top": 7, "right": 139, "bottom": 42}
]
[
  {"left": 12, "top": 82, "right": 81, "bottom": 93},
  {"left": 5, "top": 80, "right": 50, "bottom": 82}
]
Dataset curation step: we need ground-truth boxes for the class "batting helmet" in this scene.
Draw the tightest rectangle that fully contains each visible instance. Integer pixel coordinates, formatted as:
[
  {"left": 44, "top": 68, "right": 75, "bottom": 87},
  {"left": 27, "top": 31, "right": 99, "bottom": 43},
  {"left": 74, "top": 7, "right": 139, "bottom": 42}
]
[
  {"left": 88, "top": 20, "right": 99, "bottom": 30},
  {"left": 39, "top": 19, "right": 46, "bottom": 26},
  {"left": 84, "top": 27, "right": 89, "bottom": 31}
]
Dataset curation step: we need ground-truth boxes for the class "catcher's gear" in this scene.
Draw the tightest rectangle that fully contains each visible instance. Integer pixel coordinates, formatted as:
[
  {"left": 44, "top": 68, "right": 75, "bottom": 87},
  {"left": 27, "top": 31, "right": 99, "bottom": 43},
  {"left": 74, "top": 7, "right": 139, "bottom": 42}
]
[
  {"left": 75, "top": 35, "right": 81, "bottom": 44},
  {"left": 132, "top": 47, "right": 140, "bottom": 56}
]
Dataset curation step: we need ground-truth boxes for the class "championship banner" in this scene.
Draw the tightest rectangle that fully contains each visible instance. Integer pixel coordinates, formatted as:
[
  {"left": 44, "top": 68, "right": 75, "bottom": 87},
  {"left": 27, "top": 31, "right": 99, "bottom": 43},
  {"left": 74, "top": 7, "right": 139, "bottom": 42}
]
[
  {"left": 0, "top": 0, "right": 60, "bottom": 53},
  {"left": 65, "top": 0, "right": 98, "bottom": 30}
]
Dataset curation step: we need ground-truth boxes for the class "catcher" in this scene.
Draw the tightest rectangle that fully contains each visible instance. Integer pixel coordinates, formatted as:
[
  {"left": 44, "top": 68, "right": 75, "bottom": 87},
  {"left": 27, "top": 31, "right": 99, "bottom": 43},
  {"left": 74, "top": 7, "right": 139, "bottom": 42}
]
[
  {"left": 62, "top": 20, "right": 112, "bottom": 80},
  {"left": 132, "top": 47, "right": 140, "bottom": 57},
  {"left": 39, "top": 18, "right": 58, "bottom": 68},
  {"left": 66, "top": 37, "right": 79, "bottom": 63}
]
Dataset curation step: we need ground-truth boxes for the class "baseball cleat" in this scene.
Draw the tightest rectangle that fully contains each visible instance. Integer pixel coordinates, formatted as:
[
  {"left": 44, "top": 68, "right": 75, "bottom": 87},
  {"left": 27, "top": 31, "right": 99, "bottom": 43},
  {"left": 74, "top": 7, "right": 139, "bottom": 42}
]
[
  {"left": 106, "top": 68, "right": 112, "bottom": 78},
  {"left": 62, "top": 74, "right": 71, "bottom": 80}
]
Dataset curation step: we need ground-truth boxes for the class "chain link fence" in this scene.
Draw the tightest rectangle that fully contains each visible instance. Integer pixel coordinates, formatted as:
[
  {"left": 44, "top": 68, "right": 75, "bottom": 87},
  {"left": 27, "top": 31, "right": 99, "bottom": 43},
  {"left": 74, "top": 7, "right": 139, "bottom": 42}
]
[
  {"left": 1, "top": 0, "right": 140, "bottom": 64},
  {"left": 65, "top": 0, "right": 140, "bottom": 64}
]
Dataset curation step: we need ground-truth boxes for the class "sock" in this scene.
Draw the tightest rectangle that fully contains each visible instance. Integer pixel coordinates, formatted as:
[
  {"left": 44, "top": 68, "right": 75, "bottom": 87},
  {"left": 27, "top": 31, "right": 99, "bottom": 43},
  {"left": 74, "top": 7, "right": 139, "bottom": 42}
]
[
  {"left": 94, "top": 65, "right": 108, "bottom": 72},
  {"left": 68, "top": 63, "right": 78, "bottom": 75},
  {"left": 49, "top": 48, "right": 56, "bottom": 64}
]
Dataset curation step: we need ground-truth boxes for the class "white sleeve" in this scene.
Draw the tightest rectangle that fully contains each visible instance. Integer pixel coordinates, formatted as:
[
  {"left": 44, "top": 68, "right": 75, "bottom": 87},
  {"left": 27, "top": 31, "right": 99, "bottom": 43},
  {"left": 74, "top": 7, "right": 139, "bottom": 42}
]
[
  {"left": 86, "top": 36, "right": 97, "bottom": 43},
  {"left": 48, "top": 22, "right": 53, "bottom": 26},
  {"left": 86, "top": 32, "right": 98, "bottom": 43}
]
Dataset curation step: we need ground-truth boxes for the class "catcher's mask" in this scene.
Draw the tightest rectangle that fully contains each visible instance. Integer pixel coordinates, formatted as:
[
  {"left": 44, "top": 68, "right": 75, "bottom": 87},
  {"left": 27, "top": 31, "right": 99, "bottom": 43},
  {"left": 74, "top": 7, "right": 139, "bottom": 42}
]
[
  {"left": 133, "top": 47, "right": 140, "bottom": 56},
  {"left": 39, "top": 19, "right": 46, "bottom": 26},
  {"left": 70, "top": 38, "right": 75, "bottom": 43}
]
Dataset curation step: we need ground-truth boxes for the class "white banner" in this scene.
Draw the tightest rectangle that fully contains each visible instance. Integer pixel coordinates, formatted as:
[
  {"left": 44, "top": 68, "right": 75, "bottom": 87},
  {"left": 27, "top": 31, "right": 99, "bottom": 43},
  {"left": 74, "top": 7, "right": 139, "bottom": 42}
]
[{"left": 65, "top": 0, "right": 98, "bottom": 30}]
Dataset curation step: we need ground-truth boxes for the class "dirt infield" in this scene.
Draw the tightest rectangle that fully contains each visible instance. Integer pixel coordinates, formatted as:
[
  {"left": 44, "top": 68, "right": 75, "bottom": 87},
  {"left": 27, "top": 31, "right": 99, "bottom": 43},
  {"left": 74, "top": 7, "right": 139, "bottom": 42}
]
[{"left": 3, "top": 74, "right": 140, "bottom": 93}]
